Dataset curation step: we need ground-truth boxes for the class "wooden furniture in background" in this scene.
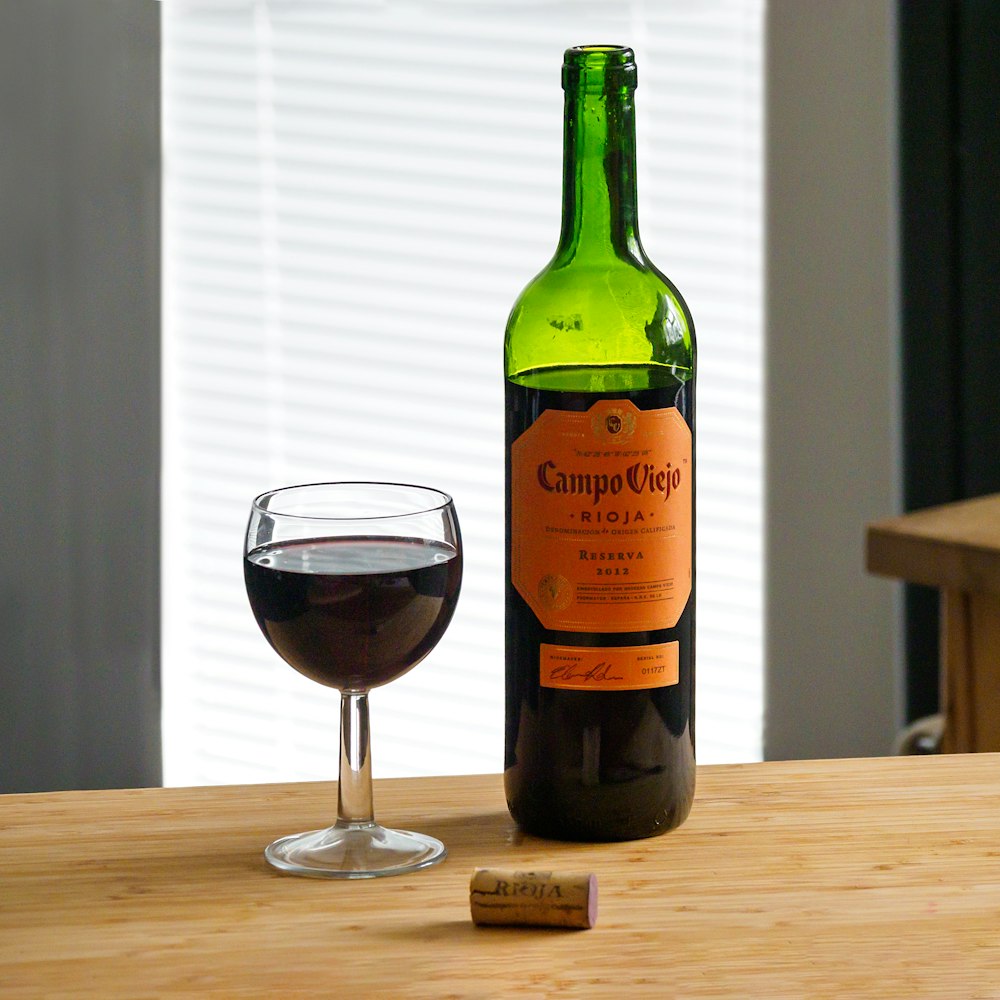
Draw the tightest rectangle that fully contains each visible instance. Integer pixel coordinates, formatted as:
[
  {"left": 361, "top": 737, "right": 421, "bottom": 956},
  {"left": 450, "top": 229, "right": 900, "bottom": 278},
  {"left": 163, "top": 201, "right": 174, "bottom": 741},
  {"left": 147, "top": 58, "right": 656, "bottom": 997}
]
[
  {"left": 867, "top": 492, "right": 1000, "bottom": 753},
  {"left": 4, "top": 759, "right": 1000, "bottom": 996}
]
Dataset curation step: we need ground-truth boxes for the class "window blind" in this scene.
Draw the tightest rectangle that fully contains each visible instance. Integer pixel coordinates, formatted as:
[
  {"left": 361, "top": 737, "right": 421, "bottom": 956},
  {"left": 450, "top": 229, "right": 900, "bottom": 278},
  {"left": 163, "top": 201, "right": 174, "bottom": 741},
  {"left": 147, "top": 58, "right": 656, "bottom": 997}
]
[{"left": 162, "top": 0, "right": 763, "bottom": 784}]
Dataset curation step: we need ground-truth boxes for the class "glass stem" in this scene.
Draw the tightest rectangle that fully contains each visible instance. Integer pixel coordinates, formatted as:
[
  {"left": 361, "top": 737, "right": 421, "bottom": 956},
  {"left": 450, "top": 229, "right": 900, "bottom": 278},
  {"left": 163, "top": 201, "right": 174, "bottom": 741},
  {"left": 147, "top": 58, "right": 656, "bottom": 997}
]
[{"left": 336, "top": 690, "right": 375, "bottom": 828}]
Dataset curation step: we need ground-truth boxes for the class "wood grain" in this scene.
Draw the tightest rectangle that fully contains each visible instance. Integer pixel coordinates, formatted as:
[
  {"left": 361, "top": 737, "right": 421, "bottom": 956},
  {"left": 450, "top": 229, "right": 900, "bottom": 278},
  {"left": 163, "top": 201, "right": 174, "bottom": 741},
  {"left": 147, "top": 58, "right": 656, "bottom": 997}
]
[{"left": 4, "top": 758, "right": 1000, "bottom": 997}]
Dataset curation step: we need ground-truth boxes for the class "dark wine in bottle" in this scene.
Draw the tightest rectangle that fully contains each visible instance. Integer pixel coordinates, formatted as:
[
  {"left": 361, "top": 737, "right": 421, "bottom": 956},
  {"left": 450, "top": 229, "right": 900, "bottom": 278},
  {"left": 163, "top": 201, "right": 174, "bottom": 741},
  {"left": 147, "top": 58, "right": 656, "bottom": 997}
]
[{"left": 503, "top": 47, "right": 696, "bottom": 841}]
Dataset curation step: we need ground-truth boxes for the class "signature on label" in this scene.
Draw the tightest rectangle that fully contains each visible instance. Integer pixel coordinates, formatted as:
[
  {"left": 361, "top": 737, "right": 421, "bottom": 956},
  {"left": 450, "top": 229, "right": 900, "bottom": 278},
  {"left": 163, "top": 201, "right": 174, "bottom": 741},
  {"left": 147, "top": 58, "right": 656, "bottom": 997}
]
[{"left": 548, "top": 661, "right": 625, "bottom": 684}]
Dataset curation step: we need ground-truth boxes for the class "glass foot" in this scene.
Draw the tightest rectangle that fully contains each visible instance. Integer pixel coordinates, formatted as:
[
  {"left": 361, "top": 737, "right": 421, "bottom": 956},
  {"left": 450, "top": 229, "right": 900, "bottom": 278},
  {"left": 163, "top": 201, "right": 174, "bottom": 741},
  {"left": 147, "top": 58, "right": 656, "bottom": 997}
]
[{"left": 264, "top": 822, "right": 447, "bottom": 879}]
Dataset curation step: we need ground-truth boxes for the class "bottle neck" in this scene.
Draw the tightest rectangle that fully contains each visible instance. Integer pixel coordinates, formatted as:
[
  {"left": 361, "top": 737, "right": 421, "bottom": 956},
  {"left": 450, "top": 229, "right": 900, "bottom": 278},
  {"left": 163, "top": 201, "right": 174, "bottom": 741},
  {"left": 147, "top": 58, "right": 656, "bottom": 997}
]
[{"left": 556, "top": 76, "right": 641, "bottom": 265}]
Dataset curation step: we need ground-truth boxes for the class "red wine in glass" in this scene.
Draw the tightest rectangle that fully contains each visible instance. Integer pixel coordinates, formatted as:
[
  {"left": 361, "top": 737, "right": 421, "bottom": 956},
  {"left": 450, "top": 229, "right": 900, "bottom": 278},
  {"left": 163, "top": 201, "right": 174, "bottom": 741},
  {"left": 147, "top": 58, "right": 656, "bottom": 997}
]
[{"left": 245, "top": 536, "right": 462, "bottom": 691}]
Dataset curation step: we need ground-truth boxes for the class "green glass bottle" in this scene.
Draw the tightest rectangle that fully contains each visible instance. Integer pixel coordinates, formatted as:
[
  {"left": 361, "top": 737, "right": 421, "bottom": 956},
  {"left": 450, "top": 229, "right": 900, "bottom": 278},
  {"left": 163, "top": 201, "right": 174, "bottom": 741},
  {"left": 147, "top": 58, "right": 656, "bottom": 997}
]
[{"left": 504, "top": 46, "right": 696, "bottom": 841}]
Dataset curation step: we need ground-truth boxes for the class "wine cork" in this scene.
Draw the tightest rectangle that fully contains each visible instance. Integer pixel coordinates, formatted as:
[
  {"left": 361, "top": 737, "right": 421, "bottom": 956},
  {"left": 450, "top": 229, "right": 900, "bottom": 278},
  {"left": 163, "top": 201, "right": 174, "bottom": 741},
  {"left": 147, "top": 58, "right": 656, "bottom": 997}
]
[{"left": 469, "top": 868, "right": 597, "bottom": 929}]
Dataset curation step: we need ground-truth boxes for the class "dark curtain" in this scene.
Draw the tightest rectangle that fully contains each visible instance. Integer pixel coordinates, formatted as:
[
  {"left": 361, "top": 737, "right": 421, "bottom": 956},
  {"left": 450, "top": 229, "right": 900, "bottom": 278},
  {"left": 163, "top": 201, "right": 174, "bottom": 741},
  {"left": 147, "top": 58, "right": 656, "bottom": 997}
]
[{"left": 898, "top": 0, "right": 1000, "bottom": 720}]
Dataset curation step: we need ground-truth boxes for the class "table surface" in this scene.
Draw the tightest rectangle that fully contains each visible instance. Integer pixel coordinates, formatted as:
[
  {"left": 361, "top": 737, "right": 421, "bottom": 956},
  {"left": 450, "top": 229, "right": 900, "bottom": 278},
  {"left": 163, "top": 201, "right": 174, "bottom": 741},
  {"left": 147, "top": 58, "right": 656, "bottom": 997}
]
[
  {"left": 867, "top": 491, "right": 1000, "bottom": 594},
  {"left": 4, "top": 755, "right": 1000, "bottom": 998}
]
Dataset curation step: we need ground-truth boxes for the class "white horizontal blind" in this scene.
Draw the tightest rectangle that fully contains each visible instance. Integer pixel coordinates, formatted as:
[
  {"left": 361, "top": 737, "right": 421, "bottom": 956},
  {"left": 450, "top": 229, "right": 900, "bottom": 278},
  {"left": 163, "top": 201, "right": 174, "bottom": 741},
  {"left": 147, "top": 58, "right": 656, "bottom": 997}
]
[{"left": 162, "top": 0, "right": 763, "bottom": 785}]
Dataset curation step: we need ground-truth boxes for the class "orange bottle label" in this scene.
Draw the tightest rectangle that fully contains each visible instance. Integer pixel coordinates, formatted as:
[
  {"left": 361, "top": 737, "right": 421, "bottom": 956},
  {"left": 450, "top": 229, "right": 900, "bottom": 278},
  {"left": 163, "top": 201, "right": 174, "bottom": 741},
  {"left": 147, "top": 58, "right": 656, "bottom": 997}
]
[
  {"left": 510, "top": 399, "right": 692, "bottom": 633},
  {"left": 540, "top": 642, "right": 680, "bottom": 691}
]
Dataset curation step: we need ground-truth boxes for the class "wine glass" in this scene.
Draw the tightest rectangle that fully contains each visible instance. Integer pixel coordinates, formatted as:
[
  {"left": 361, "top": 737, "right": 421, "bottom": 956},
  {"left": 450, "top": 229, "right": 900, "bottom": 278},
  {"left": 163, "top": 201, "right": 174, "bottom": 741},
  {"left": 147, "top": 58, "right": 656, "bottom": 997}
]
[{"left": 244, "top": 481, "right": 462, "bottom": 878}]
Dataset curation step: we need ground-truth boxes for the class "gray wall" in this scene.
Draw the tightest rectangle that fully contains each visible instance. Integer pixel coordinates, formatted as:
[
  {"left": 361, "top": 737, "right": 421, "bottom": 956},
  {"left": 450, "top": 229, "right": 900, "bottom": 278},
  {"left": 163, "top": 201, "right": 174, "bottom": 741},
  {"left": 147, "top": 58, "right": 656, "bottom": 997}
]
[
  {"left": 765, "top": 0, "right": 902, "bottom": 759},
  {"left": 0, "top": 1, "right": 161, "bottom": 791}
]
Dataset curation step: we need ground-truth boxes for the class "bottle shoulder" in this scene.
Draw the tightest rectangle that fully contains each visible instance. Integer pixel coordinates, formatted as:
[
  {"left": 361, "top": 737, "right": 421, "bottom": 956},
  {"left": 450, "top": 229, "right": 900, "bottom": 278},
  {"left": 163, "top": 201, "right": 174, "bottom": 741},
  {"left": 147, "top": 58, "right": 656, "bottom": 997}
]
[{"left": 504, "top": 256, "right": 695, "bottom": 379}]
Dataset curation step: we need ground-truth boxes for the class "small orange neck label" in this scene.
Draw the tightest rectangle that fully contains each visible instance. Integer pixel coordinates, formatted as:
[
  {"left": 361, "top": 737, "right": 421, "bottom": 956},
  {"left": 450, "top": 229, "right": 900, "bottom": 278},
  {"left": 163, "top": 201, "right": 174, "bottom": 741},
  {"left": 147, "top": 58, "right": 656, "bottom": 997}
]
[
  {"left": 541, "top": 642, "right": 679, "bottom": 691},
  {"left": 510, "top": 399, "right": 692, "bottom": 632}
]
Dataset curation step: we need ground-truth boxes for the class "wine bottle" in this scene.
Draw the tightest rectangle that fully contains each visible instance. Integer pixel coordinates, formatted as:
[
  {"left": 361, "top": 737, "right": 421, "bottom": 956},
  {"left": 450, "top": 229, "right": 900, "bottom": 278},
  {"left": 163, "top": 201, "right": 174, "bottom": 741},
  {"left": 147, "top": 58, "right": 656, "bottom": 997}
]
[{"left": 504, "top": 46, "right": 696, "bottom": 841}]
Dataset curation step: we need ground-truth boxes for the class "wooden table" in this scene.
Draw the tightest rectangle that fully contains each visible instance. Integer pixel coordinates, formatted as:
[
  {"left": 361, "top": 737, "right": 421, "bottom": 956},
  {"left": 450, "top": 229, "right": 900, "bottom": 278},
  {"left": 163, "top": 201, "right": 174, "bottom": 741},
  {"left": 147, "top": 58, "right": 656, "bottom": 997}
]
[
  {"left": 4, "top": 756, "right": 1000, "bottom": 997},
  {"left": 867, "top": 492, "right": 1000, "bottom": 753}
]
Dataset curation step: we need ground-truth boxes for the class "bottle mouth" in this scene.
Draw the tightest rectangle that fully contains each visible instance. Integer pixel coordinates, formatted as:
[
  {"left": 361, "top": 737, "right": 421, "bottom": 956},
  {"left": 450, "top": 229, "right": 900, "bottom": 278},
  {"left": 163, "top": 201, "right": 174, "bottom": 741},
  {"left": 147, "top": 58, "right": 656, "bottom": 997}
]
[{"left": 562, "top": 45, "right": 637, "bottom": 92}]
